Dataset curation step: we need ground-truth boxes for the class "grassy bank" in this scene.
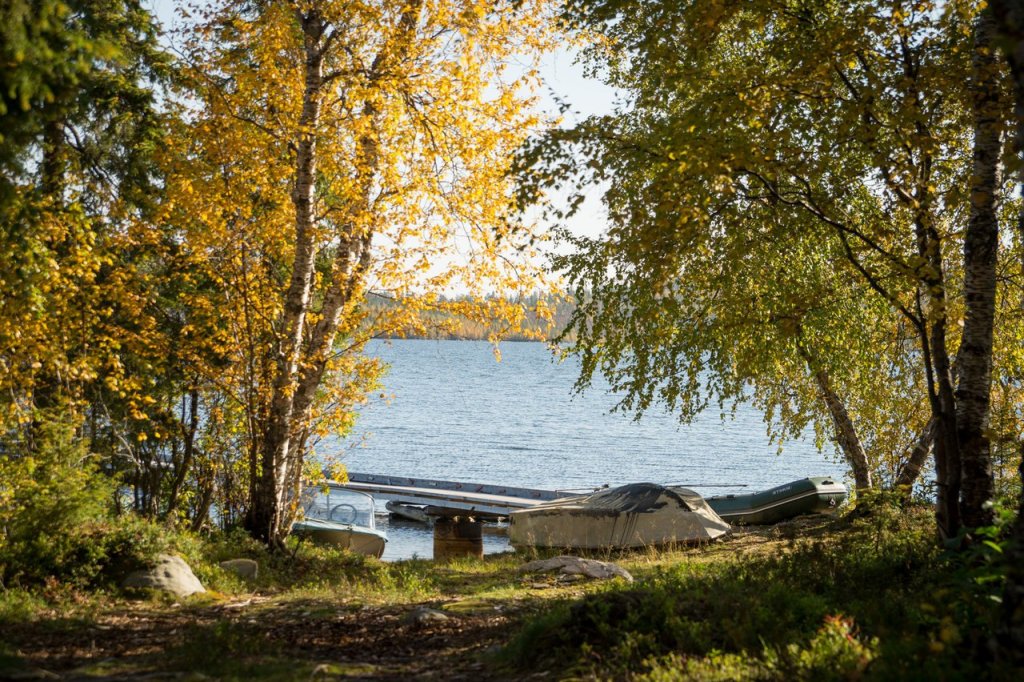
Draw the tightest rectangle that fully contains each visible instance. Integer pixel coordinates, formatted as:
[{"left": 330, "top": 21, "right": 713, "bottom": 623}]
[{"left": 0, "top": 502, "right": 1018, "bottom": 680}]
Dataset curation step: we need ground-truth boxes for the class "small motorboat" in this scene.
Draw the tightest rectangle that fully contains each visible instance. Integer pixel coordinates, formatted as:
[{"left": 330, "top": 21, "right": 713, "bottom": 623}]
[
  {"left": 509, "top": 482, "right": 730, "bottom": 550},
  {"left": 292, "top": 486, "right": 388, "bottom": 558},
  {"left": 705, "top": 476, "right": 847, "bottom": 525},
  {"left": 385, "top": 500, "right": 432, "bottom": 524}
]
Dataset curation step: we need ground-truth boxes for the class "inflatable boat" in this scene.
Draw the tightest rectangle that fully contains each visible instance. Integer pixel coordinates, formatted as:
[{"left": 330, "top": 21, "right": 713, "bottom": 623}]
[{"left": 705, "top": 476, "right": 847, "bottom": 525}]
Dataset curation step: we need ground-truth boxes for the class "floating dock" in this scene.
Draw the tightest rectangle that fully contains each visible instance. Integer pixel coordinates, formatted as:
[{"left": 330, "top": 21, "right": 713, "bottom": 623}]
[{"left": 339, "top": 472, "right": 577, "bottom": 518}]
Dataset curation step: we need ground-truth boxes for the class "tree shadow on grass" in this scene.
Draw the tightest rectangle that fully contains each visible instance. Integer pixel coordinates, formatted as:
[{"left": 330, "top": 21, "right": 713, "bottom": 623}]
[{"left": 500, "top": 506, "right": 1008, "bottom": 680}]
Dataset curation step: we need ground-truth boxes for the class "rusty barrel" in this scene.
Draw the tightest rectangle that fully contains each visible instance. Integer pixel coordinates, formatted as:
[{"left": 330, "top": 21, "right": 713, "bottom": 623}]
[{"left": 433, "top": 517, "right": 483, "bottom": 560}]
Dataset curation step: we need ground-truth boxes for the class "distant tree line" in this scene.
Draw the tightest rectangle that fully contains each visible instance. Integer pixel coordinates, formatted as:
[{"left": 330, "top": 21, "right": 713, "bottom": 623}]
[{"left": 364, "top": 293, "right": 576, "bottom": 342}]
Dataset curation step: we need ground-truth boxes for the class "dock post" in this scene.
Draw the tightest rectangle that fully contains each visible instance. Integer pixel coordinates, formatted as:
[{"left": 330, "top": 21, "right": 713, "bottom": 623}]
[{"left": 433, "top": 516, "right": 483, "bottom": 560}]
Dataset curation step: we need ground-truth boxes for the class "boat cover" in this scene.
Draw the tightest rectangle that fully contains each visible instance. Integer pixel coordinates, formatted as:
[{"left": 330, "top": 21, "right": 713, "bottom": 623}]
[{"left": 509, "top": 482, "right": 730, "bottom": 549}]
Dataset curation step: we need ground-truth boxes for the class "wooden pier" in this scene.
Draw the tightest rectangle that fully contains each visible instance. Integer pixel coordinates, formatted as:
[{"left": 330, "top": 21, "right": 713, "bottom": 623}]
[
  {"left": 338, "top": 472, "right": 580, "bottom": 518},
  {"left": 331, "top": 472, "right": 588, "bottom": 559}
]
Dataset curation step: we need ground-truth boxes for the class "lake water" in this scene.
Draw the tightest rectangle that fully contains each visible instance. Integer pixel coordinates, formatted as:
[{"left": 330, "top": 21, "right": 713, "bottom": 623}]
[{"left": 327, "top": 339, "right": 839, "bottom": 560}]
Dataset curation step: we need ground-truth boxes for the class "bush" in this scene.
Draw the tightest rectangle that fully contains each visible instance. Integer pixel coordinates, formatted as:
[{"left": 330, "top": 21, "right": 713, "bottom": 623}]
[
  {"left": 0, "top": 408, "right": 183, "bottom": 589},
  {"left": 0, "top": 514, "right": 173, "bottom": 590},
  {"left": 763, "top": 615, "right": 878, "bottom": 679},
  {"left": 0, "top": 588, "right": 49, "bottom": 623},
  {"left": 0, "top": 408, "right": 114, "bottom": 539},
  {"left": 638, "top": 615, "right": 878, "bottom": 682},
  {"left": 0, "top": 409, "right": 118, "bottom": 588}
]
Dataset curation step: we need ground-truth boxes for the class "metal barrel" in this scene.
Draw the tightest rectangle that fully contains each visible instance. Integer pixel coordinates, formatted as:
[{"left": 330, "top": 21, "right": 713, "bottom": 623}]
[{"left": 433, "top": 517, "right": 483, "bottom": 560}]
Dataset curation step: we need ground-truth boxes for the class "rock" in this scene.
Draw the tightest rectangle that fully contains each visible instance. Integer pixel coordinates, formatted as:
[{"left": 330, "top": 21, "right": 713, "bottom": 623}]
[
  {"left": 122, "top": 554, "right": 206, "bottom": 598},
  {"left": 405, "top": 606, "right": 450, "bottom": 626},
  {"left": 518, "top": 556, "right": 634, "bottom": 583},
  {"left": 219, "top": 558, "right": 258, "bottom": 580}
]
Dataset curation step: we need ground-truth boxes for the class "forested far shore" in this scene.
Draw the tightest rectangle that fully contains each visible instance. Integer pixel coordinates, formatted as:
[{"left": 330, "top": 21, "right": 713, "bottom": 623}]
[{"left": 365, "top": 293, "right": 576, "bottom": 342}]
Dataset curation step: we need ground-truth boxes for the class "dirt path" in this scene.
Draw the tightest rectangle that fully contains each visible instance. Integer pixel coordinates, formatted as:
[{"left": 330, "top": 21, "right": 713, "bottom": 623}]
[{"left": 1, "top": 598, "right": 527, "bottom": 680}]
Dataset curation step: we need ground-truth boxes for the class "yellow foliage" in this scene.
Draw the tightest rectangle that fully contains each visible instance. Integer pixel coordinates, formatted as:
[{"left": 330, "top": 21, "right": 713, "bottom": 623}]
[{"left": 152, "top": 0, "right": 562, "bottom": 539}]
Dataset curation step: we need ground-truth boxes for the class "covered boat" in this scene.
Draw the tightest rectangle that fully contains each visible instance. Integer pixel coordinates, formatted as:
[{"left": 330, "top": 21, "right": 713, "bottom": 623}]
[
  {"left": 705, "top": 476, "right": 847, "bottom": 525},
  {"left": 509, "top": 482, "right": 730, "bottom": 550},
  {"left": 292, "top": 487, "right": 388, "bottom": 558}
]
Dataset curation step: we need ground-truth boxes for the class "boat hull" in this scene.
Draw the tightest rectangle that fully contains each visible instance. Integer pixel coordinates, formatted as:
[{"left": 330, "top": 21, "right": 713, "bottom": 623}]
[
  {"left": 705, "top": 477, "right": 847, "bottom": 525},
  {"left": 291, "top": 519, "right": 388, "bottom": 558}
]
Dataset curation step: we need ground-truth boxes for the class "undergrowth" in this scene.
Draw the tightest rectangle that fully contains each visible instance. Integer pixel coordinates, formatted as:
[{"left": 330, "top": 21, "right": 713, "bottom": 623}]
[{"left": 503, "top": 500, "right": 1019, "bottom": 680}]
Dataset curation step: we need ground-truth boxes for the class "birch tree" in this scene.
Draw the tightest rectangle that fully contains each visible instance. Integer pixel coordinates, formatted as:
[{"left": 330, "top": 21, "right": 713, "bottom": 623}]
[
  {"left": 521, "top": 0, "right": 1017, "bottom": 537},
  {"left": 172, "top": 0, "right": 556, "bottom": 546}
]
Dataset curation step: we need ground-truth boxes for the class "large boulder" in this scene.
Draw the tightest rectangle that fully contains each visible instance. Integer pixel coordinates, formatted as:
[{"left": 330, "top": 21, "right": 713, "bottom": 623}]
[
  {"left": 122, "top": 554, "right": 206, "bottom": 597},
  {"left": 518, "top": 556, "right": 634, "bottom": 582}
]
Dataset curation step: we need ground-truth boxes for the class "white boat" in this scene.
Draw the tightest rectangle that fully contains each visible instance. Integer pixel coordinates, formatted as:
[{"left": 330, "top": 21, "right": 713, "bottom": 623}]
[
  {"left": 292, "top": 487, "right": 388, "bottom": 558},
  {"left": 385, "top": 500, "right": 432, "bottom": 524},
  {"left": 509, "top": 482, "right": 730, "bottom": 550}
]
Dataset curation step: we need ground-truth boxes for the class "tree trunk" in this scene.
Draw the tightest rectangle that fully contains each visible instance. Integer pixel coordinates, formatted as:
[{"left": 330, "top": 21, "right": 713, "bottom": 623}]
[
  {"left": 164, "top": 389, "right": 200, "bottom": 522},
  {"left": 894, "top": 416, "right": 936, "bottom": 490},
  {"left": 956, "top": 9, "right": 1002, "bottom": 530},
  {"left": 794, "top": 334, "right": 872, "bottom": 490},
  {"left": 931, "top": 329, "right": 962, "bottom": 542},
  {"left": 245, "top": 9, "right": 326, "bottom": 548},
  {"left": 997, "top": 454, "right": 1024, "bottom": 665},
  {"left": 814, "top": 368, "right": 872, "bottom": 491}
]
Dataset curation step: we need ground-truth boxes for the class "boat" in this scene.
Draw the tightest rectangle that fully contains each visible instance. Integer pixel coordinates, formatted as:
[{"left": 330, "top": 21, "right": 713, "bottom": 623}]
[
  {"left": 385, "top": 500, "right": 432, "bottom": 524},
  {"left": 292, "top": 486, "right": 388, "bottom": 558},
  {"left": 508, "top": 482, "right": 730, "bottom": 550},
  {"left": 705, "top": 476, "right": 847, "bottom": 525}
]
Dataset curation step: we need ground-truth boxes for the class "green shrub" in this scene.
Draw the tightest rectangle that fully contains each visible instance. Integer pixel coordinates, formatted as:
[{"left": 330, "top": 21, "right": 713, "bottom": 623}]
[
  {"left": 638, "top": 615, "right": 878, "bottom": 682},
  {"left": 763, "top": 615, "right": 878, "bottom": 679},
  {"left": 0, "top": 588, "right": 49, "bottom": 623},
  {"left": 0, "top": 409, "right": 119, "bottom": 587},
  {"left": 0, "top": 408, "right": 114, "bottom": 540},
  {"left": 0, "top": 514, "right": 173, "bottom": 589}
]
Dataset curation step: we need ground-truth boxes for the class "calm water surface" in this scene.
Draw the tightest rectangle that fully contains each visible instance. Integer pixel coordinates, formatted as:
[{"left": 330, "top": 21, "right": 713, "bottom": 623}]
[{"left": 327, "top": 339, "right": 838, "bottom": 560}]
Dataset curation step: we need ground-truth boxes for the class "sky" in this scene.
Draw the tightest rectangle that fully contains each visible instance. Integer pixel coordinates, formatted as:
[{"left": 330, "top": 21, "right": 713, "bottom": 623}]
[{"left": 145, "top": 0, "right": 617, "bottom": 241}]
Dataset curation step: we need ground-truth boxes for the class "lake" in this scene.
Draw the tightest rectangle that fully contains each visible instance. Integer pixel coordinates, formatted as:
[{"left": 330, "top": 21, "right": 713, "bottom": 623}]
[{"left": 327, "top": 339, "right": 838, "bottom": 560}]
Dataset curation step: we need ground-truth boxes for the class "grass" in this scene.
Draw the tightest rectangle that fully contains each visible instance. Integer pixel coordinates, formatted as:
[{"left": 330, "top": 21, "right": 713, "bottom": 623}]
[
  {"left": 0, "top": 503, "right": 1019, "bottom": 680},
  {"left": 502, "top": 502, "right": 1017, "bottom": 680}
]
